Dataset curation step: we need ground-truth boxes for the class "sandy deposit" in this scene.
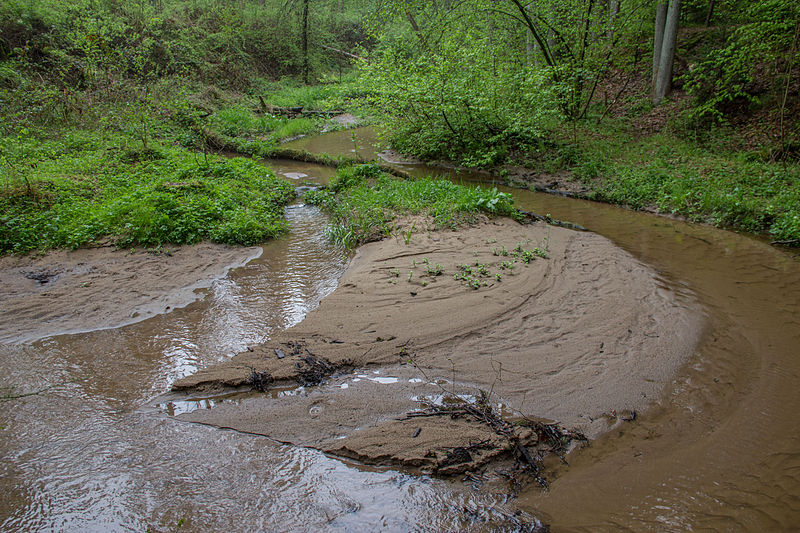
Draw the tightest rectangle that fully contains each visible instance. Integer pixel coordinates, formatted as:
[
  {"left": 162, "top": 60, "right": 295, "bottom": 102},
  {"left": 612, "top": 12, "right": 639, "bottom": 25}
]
[
  {"left": 170, "top": 217, "right": 703, "bottom": 473},
  {"left": 0, "top": 242, "right": 261, "bottom": 344}
]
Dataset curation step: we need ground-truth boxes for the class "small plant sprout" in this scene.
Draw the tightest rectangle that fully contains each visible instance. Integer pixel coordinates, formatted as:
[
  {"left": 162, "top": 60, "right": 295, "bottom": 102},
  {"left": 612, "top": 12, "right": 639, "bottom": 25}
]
[
  {"left": 422, "top": 280, "right": 428, "bottom": 287},
  {"left": 389, "top": 268, "right": 400, "bottom": 277},
  {"left": 402, "top": 222, "right": 416, "bottom": 245},
  {"left": 495, "top": 273, "right": 502, "bottom": 281},
  {"left": 425, "top": 262, "right": 444, "bottom": 276},
  {"left": 408, "top": 270, "right": 413, "bottom": 281}
]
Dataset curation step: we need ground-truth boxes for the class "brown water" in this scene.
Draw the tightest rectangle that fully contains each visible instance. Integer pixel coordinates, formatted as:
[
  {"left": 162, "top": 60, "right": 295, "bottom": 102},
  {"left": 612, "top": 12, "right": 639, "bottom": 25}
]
[
  {"left": 0, "top": 160, "right": 539, "bottom": 532},
  {"left": 2, "top": 131, "right": 799, "bottom": 531},
  {"left": 288, "top": 129, "right": 800, "bottom": 529}
]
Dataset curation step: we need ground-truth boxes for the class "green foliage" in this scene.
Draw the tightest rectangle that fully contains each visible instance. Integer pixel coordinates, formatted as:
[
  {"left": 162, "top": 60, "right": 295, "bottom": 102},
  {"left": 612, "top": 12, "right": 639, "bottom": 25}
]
[
  {"left": 207, "top": 105, "right": 316, "bottom": 142},
  {"left": 0, "top": 0, "right": 373, "bottom": 91},
  {"left": 304, "top": 164, "right": 520, "bottom": 246},
  {"left": 359, "top": 0, "right": 651, "bottom": 167},
  {"left": 579, "top": 131, "right": 800, "bottom": 240},
  {"left": 0, "top": 131, "right": 295, "bottom": 253},
  {"left": 685, "top": 0, "right": 800, "bottom": 123},
  {"left": 362, "top": 21, "right": 560, "bottom": 167}
]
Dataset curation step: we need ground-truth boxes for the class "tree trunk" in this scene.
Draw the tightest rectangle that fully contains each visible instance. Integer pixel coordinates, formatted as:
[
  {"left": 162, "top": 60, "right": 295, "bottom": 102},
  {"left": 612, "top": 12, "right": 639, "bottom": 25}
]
[
  {"left": 652, "top": 0, "right": 668, "bottom": 89},
  {"left": 653, "top": 0, "right": 680, "bottom": 105},
  {"left": 704, "top": 0, "right": 715, "bottom": 27},
  {"left": 302, "top": 0, "right": 309, "bottom": 84},
  {"left": 608, "top": 0, "right": 620, "bottom": 39},
  {"left": 508, "top": 0, "right": 556, "bottom": 68}
]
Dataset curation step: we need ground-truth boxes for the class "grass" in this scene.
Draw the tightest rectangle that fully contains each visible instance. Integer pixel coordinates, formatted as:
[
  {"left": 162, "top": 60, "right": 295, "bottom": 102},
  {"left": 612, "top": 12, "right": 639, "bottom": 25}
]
[
  {"left": 206, "top": 105, "right": 318, "bottom": 142},
  {"left": 0, "top": 129, "right": 295, "bottom": 254},
  {"left": 303, "top": 164, "right": 521, "bottom": 247},
  {"left": 589, "top": 133, "right": 800, "bottom": 241},
  {"left": 251, "top": 74, "right": 370, "bottom": 112},
  {"left": 507, "top": 118, "right": 800, "bottom": 242}
]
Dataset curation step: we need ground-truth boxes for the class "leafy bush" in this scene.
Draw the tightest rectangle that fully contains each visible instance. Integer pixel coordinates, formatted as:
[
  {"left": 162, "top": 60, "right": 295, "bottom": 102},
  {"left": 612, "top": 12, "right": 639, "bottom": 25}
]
[{"left": 685, "top": 0, "right": 800, "bottom": 123}]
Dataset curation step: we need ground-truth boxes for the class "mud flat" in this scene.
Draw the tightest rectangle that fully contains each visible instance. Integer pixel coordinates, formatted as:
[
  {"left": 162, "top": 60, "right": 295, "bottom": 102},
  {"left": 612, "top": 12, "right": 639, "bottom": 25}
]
[
  {"left": 0, "top": 242, "right": 262, "bottom": 344},
  {"left": 169, "top": 216, "right": 702, "bottom": 476}
]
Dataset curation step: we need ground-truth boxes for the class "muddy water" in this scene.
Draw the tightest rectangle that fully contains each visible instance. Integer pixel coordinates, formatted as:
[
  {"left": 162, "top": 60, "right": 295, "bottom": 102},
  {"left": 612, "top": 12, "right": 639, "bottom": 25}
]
[
  {"left": 0, "top": 161, "right": 517, "bottom": 532},
  {"left": 287, "top": 129, "right": 800, "bottom": 530},
  {"left": 2, "top": 132, "right": 800, "bottom": 531}
]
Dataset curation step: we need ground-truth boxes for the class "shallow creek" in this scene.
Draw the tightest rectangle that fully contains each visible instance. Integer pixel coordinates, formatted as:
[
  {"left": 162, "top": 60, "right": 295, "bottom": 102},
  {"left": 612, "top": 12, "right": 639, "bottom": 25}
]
[{"left": 2, "top": 129, "right": 800, "bottom": 531}]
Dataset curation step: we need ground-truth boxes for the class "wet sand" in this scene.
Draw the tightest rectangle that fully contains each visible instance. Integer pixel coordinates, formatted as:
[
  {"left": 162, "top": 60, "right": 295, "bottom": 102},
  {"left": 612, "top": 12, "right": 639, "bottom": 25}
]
[
  {"left": 0, "top": 242, "right": 262, "bottom": 344},
  {"left": 171, "top": 216, "right": 702, "bottom": 472}
]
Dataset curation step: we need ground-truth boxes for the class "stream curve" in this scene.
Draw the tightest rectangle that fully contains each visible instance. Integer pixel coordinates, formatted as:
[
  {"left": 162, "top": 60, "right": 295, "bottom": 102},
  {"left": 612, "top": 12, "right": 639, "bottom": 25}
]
[{"left": 1, "top": 129, "right": 799, "bottom": 531}]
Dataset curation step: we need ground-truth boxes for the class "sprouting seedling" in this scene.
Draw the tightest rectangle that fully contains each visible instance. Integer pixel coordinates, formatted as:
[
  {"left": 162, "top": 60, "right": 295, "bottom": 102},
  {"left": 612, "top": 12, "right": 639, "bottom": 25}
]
[
  {"left": 389, "top": 268, "right": 400, "bottom": 277},
  {"left": 402, "top": 222, "right": 416, "bottom": 245},
  {"left": 495, "top": 273, "right": 502, "bottom": 281},
  {"left": 425, "top": 262, "right": 444, "bottom": 276},
  {"left": 408, "top": 270, "right": 413, "bottom": 281}
]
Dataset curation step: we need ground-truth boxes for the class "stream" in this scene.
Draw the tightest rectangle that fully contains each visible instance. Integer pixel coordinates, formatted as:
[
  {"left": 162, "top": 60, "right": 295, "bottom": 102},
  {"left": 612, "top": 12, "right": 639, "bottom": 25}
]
[{"left": 2, "top": 128, "right": 800, "bottom": 531}]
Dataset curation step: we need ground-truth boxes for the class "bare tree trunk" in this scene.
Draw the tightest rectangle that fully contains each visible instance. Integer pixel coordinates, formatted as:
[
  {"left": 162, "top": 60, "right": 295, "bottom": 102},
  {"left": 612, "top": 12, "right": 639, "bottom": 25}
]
[
  {"left": 302, "top": 0, "right": 309, "bottom": 84},
  {"left": 654, "top": 0, "right": 680, "bottom": 105},
  {"left": 652, "top": 0, "right": 668, "bottom": 89},
  {"left": 704, "top": 0, "right": 715, "bottom": 27},
  {"left": 608, "top": 0, "right": 620, "bottom": 39}
]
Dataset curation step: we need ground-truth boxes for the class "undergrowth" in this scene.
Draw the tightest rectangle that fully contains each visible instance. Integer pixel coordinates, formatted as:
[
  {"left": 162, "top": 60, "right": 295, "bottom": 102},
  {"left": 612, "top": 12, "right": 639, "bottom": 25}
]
[
  {"left": 502, "top": 120, "right": 800, "bottom": 242},
  {"left": 0, "top": 129, "right": 295, "bottom": 254},
  {"left": 556, "top": 128, "right": 800, "bottom": 241},
  {"left": 304, "top": 163, "right": 520, "bottom": 247}
]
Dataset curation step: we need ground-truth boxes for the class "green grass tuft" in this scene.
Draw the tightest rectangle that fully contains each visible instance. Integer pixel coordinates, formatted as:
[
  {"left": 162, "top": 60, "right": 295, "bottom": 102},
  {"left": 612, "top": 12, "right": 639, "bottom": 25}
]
[{"left": 304, "top": 164, "right": 520, "bottom": 247}]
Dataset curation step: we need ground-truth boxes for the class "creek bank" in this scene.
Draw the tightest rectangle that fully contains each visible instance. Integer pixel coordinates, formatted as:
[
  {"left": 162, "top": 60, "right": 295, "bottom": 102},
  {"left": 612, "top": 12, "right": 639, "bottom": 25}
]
[
  {"left": 375, "top": 149, "right": 593, "bottom": 199},
  {"left": 0, "top": 242, "right": 261, "bottom": 344},
  {"left": 170, "top": 216, "right": 702, "bottom": 478}
]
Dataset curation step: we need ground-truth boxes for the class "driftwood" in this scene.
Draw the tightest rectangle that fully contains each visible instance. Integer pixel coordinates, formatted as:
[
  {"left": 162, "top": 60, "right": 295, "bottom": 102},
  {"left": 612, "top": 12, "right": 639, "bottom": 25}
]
[
  {"left": 401, "top": 392, "right": 586, "bottom": 489},
  {"left": 771, "top": 239, "right": 800, "bottom": 247},
  {"left": 520, "top": 210, "right": 587, "bottom": 231},
  {"left": 320, "top": 43, "right": 364, "bottom": 61},
  {"left": 259, "top": 101, "right": 344, "bottom": 118}
]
